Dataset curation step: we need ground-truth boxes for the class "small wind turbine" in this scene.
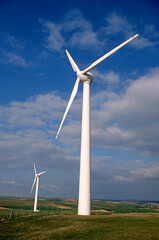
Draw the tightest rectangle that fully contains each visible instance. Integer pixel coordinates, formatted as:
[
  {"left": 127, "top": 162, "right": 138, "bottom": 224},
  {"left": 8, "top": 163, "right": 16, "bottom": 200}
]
[
  {"left": 56, "top": 34, "right": 139, "bottom": 215},
  {"left": 31, "top": 163, "right": 46, "bottom": 212}
]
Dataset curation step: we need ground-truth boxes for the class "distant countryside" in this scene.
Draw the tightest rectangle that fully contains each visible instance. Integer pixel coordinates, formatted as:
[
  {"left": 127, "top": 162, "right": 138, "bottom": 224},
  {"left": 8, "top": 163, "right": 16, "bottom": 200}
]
[{"left": 1, "top": 196, "right": 159, "bottom": 239}]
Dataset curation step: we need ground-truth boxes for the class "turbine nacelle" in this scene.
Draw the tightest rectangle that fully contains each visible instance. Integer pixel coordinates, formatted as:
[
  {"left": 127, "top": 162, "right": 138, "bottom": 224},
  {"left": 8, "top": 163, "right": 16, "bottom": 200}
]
[
  {"left": 77, "top": 71, "right": 93, "bottom": 84},
  {"left": 31, "top": 163, "right": 46, "bottom": 193},
  {"left": 36, "top": 171, "right": 46, "bottom": 178},
  {"left": 35, "top": 171, "right": 46, "bottom": 178}
]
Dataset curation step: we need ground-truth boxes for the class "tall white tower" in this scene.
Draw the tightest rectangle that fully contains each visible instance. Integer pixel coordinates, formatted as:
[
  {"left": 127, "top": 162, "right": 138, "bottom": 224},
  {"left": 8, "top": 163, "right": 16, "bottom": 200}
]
[
  {"left": 56, "top": 34, "right": 139, "bottom": 215},
  {"left": 31, "top": 163, "right": 46, "bottom": 212}
]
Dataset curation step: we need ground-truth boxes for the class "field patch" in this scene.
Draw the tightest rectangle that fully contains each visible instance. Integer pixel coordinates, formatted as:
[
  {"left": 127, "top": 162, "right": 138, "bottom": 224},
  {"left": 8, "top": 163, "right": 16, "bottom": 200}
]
[{"left": 49, "top": 203, "right": 72, "bottom": 209}]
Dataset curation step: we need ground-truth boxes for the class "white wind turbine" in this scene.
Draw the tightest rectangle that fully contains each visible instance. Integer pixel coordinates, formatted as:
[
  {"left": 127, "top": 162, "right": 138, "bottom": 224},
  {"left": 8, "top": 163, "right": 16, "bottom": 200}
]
[
  {"left": 31, "top": 163, "right": 46, "bottom": 212},
  {"left": 56, "top": 34, "right": 139, "bottom": 215}
]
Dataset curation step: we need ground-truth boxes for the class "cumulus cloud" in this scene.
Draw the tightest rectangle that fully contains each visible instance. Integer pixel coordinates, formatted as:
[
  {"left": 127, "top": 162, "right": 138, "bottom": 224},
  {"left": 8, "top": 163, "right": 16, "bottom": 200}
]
[
  {"left": 64, "top": 9, "right": 101, "bottom": 49},
  {"left": 114, "top": 163, "right": 159, "bottom": 184},
  {"left": 40, "top": 9, "right": 103, "bottom": 53},
  {"left": 40, "top": 20, "right": 65, "bottom": 52},
  {"left": 105, "top": 13, "right": 158, "bottom": 49},
  {"left": 105, "top": 13, "right": 129, "bottom": 35},
  {"left": 92, "top": 69, "right": 120, "bottom": 86},
  {"left": 91, "top": 67, "right": 159, "bottom": 156},
  {"left": 131, "top": 165, "right": 159, "bottom": 180},
  {"left": 0, "top": 67, "right": 159, "bottom": 175},
  {"left": 40, "top": 10, "right": 159, "bottom": 55},
  {"left": 0, "top": 91, "right": 77, "bottom": 169}
]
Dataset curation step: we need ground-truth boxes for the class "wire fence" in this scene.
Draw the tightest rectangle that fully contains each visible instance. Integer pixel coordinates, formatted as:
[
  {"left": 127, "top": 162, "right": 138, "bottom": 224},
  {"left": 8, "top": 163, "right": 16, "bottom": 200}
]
[
  {"left": 0, "top": 207, "right": 77, "bottom": 221},
  {"left": 1, "top": 205, "right": 158, "bottom": 222}
]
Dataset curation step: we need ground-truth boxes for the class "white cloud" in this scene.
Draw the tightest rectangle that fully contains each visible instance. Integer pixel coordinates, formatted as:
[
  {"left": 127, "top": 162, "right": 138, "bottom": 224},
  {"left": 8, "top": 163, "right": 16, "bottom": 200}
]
[
  {"left": 144, "top": 24, "right": 159, "bottom": 38},
  {"left": 92, "top": 69, "right": 120, "bottom": 86},
  {"left": 40, "top": 20, "right": 65, "bottom": 52},
  {"left": 6, "top": 52, "right": 28, "bottom": 66},
  {"left": 0, "top": 92, "right": 65, "bottom": 128},
  {"left": 110, "top": 160, "right": 156, "bottom": 183},
  {"left": 105, "top": 13, "right": 129, "bottom": 35},
  {"left": 0, "top": 32, "right": 24, "bottom": 50},
  {"left": 114, "top": 175, "right": 135, "bottom": 182},
  {"left": 91, "top": 67, "right": 159, "bottom": 155},
  {"left": 64, "top": 9, "right": 101, "bottom": 49},
  {"left": 0, "top": 32, "right": 29, "bottom": 67},
  {"left": 0, "top": 180, "right": 21, "bottom": 186},
  {"left": 0, "top": 67, "right": 159, "bottom": 172},
  {"left": 56, "top": 67, "right": 159, "bottom": 157},
  {"left": 131, "top": 165, "right": 159, "bottom": 180},
  {"left": 40, "top": 9, "right": 102, "bottom": 53},
  {"left": 0, "top": 91, "right": 80, "bottom": 169},
  {"left": 40, "top": 10, "right": 159, "bottom": 55},
  {"left": 105, "top": 13, "right": 158, "bottom": 49},
  {"left": 92, "top": 156, "right": 112, "bottom": 164},
  {"left": 0, "top": 50, "right": 29, "bottom": 67},
  {"left": 49, "top": 184, "right": 59, "bottom": 190}
]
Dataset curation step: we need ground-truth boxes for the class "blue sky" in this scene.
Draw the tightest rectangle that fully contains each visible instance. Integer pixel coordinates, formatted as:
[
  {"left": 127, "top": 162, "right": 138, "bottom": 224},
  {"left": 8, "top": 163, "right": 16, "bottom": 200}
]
[{"left": 0, "top": 0, "right": 159, "bottom": 201}]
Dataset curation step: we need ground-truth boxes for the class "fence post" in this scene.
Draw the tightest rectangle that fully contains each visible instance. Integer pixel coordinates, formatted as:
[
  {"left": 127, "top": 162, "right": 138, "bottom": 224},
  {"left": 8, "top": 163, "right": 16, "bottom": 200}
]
[
  {"left": 8, "top": 209, "right": 13, "bottom": 220},
  {"left": 21, "top": 208, "right": 23, "bottom": 216}
]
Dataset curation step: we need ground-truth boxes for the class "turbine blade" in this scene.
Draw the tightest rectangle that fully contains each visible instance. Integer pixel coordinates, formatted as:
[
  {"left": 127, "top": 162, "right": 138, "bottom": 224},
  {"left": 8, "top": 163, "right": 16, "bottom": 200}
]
[
  {"left": 82, "top": 34, "right": 139, "bottom": 74},
  {"left": 38, "top": 171, "right": 46, "bottom": 176},
  {"left": 66, "top": 50, "right": 80, "bottom": 72},
  {"left": 31, "top": 177, "right": 36, "bottom": 193},
  {"left": 55, "top": 77, "right": 80, "bottom": 139},
  {"left": 34, "top": 163, "right": 37, "bottom": 176}
]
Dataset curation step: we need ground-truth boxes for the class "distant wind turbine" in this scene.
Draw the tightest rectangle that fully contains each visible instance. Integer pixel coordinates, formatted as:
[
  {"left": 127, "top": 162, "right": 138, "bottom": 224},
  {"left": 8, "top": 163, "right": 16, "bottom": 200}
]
[
  {"left": 56, "top": 34, "right": 139, "bottom": 215},
  {"left": 31, "top": 163, "right": 46, "bottom": 212}
]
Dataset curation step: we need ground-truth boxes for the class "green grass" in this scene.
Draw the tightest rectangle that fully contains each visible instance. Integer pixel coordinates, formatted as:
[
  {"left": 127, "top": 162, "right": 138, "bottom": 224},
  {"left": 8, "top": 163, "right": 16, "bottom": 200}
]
[
  {"left": 91, "top": 200, "right": 158, "bottom": 214},
  {"left": 1, "top": 197, "right": 159, "bottom": 239},
  {"left": 1, "top": 213, "right": 159, "bottom": 239},
  {"left": 1, "top": 196, "right": 159, "bottom": 221}
]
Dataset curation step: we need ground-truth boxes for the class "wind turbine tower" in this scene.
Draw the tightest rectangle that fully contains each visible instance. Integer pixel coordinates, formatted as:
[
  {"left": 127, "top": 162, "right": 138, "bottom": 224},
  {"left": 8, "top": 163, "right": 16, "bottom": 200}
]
[
  {"left": 56, "top": 34, "right": 139, "bottom": 215},
  {"left": 31, "top": 163, "right": 46, "bottom": 212}
]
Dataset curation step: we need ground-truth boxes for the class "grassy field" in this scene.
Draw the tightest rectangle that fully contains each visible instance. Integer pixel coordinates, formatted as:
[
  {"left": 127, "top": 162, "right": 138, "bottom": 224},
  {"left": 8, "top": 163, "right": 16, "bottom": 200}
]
[
  {"left": 0, "top": 196, "right": 159, "bottom": 220},
  {"left": 1, "top": 212, "right": 159, "bottom": 239},
  {"left": 1, "top": 197, "right": 159, "bottom": 239},
  {"left": 1, "top": 196, "right": 159, "bottom": 214}
]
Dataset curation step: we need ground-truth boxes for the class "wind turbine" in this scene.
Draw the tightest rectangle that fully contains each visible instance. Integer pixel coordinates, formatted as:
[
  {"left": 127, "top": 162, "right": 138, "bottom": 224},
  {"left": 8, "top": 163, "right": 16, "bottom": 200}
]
[
  {"left": 56, "top": 34, "right": 139, "bottom": 215},
  {"left": 31, "top": 163, "right": 46, "bottom": 212}
]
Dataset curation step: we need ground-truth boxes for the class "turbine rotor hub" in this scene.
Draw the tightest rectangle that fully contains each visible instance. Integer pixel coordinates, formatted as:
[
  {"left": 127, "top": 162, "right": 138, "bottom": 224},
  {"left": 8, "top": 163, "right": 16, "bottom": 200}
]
[{"left": 77, "top": 71, "right": 93, "bottom": 84}]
